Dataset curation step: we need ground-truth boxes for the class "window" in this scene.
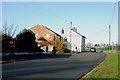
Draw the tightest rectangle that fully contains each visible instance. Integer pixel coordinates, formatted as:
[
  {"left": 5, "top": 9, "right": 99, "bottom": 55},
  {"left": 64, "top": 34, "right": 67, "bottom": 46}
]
[
  {"left": 46, "top": 34, "right": 50, "bottom": 38},
  {"left": 64, "top": 37, "right": 67, "bottom": 42},
  {"left": 35, "top": 34, "right": 39, "bottom": 37},
  {"left": 64, "top": 43, "right": 67, "bottom": 48}
]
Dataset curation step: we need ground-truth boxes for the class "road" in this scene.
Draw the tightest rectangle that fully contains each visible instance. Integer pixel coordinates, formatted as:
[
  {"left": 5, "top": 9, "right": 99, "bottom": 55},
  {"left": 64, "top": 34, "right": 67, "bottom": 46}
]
[{"left": 2, "top": 52, "right": 107, "bottom": 79}]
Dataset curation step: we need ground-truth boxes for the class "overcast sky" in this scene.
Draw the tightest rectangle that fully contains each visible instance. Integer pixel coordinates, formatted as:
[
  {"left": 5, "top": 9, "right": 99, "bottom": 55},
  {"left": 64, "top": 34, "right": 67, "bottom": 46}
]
[{"left": 1, "top": 0, "right": 118, "bottom": 44}]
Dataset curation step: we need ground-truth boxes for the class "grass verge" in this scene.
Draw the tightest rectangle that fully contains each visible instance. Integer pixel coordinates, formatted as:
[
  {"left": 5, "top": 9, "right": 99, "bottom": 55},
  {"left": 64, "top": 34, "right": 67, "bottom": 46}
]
[{"left": 83, "top": 52, "right": 119, "bottom": 79}]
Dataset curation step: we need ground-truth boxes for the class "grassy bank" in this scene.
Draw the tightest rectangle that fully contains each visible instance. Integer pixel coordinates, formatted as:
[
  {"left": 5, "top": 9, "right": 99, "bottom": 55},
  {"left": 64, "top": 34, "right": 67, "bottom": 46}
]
[{"left": 83, "top": 52, "right": 119, "bottom": 79}]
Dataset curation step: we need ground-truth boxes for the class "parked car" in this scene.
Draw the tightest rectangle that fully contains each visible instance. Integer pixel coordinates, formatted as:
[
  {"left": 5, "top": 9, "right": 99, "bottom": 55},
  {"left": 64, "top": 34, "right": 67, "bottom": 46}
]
[{"left": 90, "top": 47, "right": 96, "bottom": 52}]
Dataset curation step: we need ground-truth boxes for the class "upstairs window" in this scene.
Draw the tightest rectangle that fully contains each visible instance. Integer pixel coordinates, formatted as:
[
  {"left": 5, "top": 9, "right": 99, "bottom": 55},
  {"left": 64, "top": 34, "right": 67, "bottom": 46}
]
[
  {"left": 35, "top": 34, "right": 39, "bottom": 38},
  {"left": 46, "top": 34, "right": 50, "bottom": 38},
  {"left": 64, "top": 37, "right": 67, "bottom": 42}
]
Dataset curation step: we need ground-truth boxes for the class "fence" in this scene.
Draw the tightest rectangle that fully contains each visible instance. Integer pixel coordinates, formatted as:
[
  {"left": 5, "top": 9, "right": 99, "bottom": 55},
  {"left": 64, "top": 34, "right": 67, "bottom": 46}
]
[{"left": 85, "top": 46, "right": 120, "bottom": 52}]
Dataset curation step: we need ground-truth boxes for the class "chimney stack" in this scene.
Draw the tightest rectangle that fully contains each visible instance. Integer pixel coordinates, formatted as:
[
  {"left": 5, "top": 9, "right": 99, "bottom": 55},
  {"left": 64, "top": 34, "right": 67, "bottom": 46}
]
[
  {"left": 61, "top": 29, "right": 64, "bottom": 34},
  {"left": 71, "top": 27, "right": 77, "bottom": 32}
]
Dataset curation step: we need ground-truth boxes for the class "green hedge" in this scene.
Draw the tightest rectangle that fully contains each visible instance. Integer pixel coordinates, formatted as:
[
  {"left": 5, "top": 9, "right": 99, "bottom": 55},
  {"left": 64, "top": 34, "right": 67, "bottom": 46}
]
[
  {"left": 112, "top": 46, "right": 120, "bottom": 51},
  {"left": 96, "top": 47, "right": 108, "bottom": 51}
]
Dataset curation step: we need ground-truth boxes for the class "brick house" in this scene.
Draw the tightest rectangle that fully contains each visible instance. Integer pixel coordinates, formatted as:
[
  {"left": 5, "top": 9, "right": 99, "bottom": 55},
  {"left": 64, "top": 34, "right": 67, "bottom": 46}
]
[{"left": 30, "top": 24, "right": 63, "bottom": 52}]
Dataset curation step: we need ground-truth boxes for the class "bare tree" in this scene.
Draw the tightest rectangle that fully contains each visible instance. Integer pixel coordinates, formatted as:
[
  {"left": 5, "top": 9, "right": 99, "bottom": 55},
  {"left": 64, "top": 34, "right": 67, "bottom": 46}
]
[
  {"left": 2, "top": 22, "right": 17, "bottom": 38},
  {"left": 86, "top": 43, "right": 93, "bottom": 48},
  {"left": 2, "top": 22, "right": 17, "bottom": 52}
]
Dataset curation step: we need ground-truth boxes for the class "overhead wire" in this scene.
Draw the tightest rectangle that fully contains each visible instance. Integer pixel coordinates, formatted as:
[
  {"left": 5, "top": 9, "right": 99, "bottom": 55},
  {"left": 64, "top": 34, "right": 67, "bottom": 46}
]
[
  {"left": 110, "top": 0, "right": 118, "bottom": 26},
  {"left": 88, "top": 1, "right": 118, "bottom": 39}
]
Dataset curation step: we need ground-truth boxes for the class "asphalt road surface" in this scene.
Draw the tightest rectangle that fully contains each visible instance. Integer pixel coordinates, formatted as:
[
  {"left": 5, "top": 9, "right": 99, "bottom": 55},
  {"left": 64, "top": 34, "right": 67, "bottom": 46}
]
[{"left": 2, "top": 52, "right": 107, "bottom": 79}]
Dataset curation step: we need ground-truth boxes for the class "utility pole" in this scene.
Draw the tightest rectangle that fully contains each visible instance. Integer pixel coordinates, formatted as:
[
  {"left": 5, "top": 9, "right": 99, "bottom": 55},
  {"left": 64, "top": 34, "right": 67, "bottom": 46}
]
[
  {"left": 52, "top": 34, "right": 56, "bottom": 54},
  {"left": 54, "top": 34, "right": 55, "bottom": 47},
  {"left": 109, "top": 25, "right": 111, "bottom": 50},
  {"left": 70, "top": 22, "right": 72, "bottom": 52}
]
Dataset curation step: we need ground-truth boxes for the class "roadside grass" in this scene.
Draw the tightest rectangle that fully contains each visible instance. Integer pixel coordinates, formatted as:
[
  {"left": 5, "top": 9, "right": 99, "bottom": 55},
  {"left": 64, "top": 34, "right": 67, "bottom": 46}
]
[{"left": 83, "top": 52, "right": 119, "bottom": 79}]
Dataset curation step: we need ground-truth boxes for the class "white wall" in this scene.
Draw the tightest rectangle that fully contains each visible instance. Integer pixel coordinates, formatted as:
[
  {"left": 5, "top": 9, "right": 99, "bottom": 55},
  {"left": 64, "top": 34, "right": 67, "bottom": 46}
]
[
  {"left": 71, "top": 32, "right": 81, "bottom": 52},
  {"left": 61, "top": 30, "right": 83, "bottom": 52}
]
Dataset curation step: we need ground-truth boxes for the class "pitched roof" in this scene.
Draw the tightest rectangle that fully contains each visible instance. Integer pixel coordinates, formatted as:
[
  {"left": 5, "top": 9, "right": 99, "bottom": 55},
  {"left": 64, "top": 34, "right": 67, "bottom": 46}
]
[
  {"left": 72, "top": 30, "right": 86, "bottom": 38},
  {"left": 42, "top": 25, "right": 61, "bottom": 37},
  {"left": 75, "top": 31, "right": 86, "bottom": 38},
  {"left": 30, "top": 24, "right": 61, "bottom": 37},
  {"left": 70, "top": 27, "right": 86, "bottom": 38}
]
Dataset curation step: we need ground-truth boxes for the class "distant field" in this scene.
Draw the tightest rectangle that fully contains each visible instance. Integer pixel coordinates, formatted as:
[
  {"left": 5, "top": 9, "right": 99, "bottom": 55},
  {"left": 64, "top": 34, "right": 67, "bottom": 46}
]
[{"left": 83, "top": 52, "right": 119, "bottom": 79}]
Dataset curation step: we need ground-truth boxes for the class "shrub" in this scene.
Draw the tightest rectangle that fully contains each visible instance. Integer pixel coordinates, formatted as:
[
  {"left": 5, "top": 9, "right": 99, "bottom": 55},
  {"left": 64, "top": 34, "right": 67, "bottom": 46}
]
[{"left": 15, "top": 29, "right": 38, "bottom": 52}]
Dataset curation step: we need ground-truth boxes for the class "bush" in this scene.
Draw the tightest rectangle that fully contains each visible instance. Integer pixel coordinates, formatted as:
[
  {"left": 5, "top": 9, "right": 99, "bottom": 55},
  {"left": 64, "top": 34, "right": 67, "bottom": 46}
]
[
  {"left": 2, "top": 34, "right": 13, "bottom": 52},
  {"left": 56, "top": 40, "right": 64, "bottom": 53},
  {"left": 15, "top": 29, "right": 38, "bottom": 52},
  {"left": 2, "top": 23, "right": 17, "bottom": 53}
]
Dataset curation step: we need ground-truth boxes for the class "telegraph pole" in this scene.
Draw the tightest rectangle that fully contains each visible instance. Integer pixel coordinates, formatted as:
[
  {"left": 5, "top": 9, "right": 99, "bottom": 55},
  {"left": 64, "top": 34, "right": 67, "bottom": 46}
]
[
  {"left": 109, "top": 25, "right": 111, "bottom": 50},
  {"left": 70, "top": 22, "right": 72, "bottom": 52}
]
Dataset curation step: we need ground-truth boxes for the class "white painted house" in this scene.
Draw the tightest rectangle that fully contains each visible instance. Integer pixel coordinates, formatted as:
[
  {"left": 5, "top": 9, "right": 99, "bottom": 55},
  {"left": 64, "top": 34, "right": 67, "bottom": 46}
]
[{"left": 61, "top": 28, "right": 86, "bottom": 52}]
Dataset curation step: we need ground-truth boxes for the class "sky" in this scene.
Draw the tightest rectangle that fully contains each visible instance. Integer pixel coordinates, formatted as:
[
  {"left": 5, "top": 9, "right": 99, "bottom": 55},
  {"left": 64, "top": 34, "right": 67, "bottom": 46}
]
[{"left": 1, "top": 0, "right": 118, "bottom": 45}]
